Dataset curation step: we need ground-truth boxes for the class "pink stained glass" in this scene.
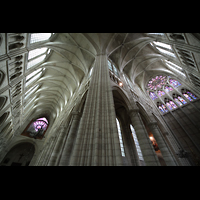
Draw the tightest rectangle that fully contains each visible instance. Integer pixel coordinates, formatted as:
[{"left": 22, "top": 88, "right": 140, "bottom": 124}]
[
  {"left": 174, "top": 98, "right": 183, "bottom": 106},
  {"left": 33, "top": 120, "right": 47, "bottom": 132},
  {"left": 178, "top": 96, "right": 187, "bottom": 104},
  {"left": 165, "top": 86, "right": 173, "bottom": 93},
  {"left": 169, "top": 79, "right": 181, "bottom": 88},
  {"left": 147, "top": 75, "right": 167, "bottom": 90},
  {"left": 187, "top": 91, "right": 197, "bottom": 100},
  {"left": 158, "top": 104, "right": 168, "bottom": 113},
  {"left": 37, "top": 117, "right": 48, "bottom": 124},
  {"left": 166, "top": 102, "right": 172, "bottom": 110},
  {"left": 162, "top": 104, "right": 168, "bottom": 112},
  {"left": 149, "top": 92, "right": 158, "bottom": 100},
  {"left": 157, "top": 90, "right": 165, "bottom": 96},
  {"left": 169, "top": 101, "right": 177, "bottom": 109},
  {"left": 183, "top": 93, "right": 193, "bottom": 101}
]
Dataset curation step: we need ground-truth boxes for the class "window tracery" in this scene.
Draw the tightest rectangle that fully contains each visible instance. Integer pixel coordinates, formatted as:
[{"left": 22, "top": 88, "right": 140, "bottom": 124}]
[
  {"left": 27, "top": 47, "right": 50, "bottom": 69},
  {"left": 30, "top": 33, "right": 52, "bottom": 44},
  {"left": 108, "top": 59, "right": 120, "bottom": 78},
  {"left": 151, "top": 41, "right": 176, "bottom": 58},
  {"left": 24, "top": 117, "right": 49, "bottom": 139},
  {"left": 147, "top": 75, "right": 198, "bottom": 114},
  {"left": 182, "top": 90, "right": 197, "bottom": 101}
]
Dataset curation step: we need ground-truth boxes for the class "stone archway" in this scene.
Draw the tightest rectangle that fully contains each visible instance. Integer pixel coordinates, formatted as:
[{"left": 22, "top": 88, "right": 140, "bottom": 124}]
[{"left": 0, "top": 142, "right": 35, "bottom": 166}]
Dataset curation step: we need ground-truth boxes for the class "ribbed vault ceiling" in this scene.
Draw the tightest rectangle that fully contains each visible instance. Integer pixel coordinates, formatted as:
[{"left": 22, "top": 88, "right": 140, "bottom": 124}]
[{"left": 16, "top": 33, "right": 197, "bottom": 126}]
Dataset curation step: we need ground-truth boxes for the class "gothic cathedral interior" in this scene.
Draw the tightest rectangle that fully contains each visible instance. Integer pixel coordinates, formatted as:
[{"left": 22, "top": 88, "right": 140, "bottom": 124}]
[{"left": 0, "top": 33, "right": 200, "bottom": 166}]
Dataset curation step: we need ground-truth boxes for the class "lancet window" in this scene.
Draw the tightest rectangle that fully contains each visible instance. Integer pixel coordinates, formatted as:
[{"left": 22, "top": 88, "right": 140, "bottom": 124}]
[
  {"left": 30, "top": 33, "right": 54, "bottom": 44},
  {"left": 151, "top": 41, "right": 176, "bottom": 58},
  {"left": 130, "top": 125, "right": 144, "bottom": 161},
  {"left": 27, "top": 47, "right": 51, "bottom": 69},
  {"left": 108, "top": 59, "right": 120, "bottom": 78},
  {"left": 182, "top": 90, "right": 197, "bottom": 101},
  {"left": 116, "top": 118, "right": 125, "bottom": 157}
]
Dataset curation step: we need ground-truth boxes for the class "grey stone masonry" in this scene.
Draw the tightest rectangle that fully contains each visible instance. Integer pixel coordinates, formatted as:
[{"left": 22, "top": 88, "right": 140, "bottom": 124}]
[
  {"left": 129, "top": 109, "right": 161, "bottom": 166},
  {"left": 69, "top": 54, "right": 123, "bottom": 166}
]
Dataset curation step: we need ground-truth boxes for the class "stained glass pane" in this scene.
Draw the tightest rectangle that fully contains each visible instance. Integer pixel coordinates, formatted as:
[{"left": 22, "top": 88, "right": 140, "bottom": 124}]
[
  {"left": 147, "top": 75, "right": 167, "bottom": 90},
  {"left": 158, "top": 104, "right": 168, "bottom": 113},
  {"left": 169, "top": 101, "right": 177, "bottom": 109},
  {"left": 187, "top": 91, "right": 197, "bottom": 99},
  {"left": 183, "top": 93, "right": 193, "bottom": 101},
  {"left": 162, "top": 104, "right": 168, "bottom": 112},
  {"left": 178, "top": 96, "right": 187, "bottom": 104},
  {"left": 174, "top": 98, "right": 183, "bottom": 106},
  {"left": 149, "top": 92, "right": 158, "bottom": 100},
  {"left": 169, "top": 79, "right": 181, "bottom": 88},
  {"left": 157, "top": 90, "right": 165, "bottom": 96},
  {"left": 166, "top": 102, "right": 172, "bottom": 110},
  {"left": 165, "top": 86, "right": 173, "bottom": 92},
  {"left": 37, "top": 117, "right": 48, "bottom": 124},
  {"left": 33, "top": 120, "right": 47, "bottom": 132}
]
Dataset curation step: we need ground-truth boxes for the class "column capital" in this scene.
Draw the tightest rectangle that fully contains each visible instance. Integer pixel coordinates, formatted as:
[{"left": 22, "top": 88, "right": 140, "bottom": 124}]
[
  {"left": 147, "top": 121, "right": 158, "bottom": 129},
  {"left": 71, "top": 111, "right": 82, "bottom": 115},
  {"left": 128, "top": 108, "right": 139, "bottom": 115}
]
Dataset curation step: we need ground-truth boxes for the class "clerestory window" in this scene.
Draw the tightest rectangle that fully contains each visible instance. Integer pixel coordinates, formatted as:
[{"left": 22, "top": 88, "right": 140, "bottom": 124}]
[
  {"left": 116, "top": 118, "right": 125, "bottom": 157},
  {"left": 27, "top": 47, "right": 50, "bottom": 69},
  {"left": 130, "top": 125, "right": 144, "bottom": 161},
  {"left": 147, "top": 75, "right": 197, "bottom": 114},
  {"left": 30, "top": 33, "right": 53, "bottom": 44}
]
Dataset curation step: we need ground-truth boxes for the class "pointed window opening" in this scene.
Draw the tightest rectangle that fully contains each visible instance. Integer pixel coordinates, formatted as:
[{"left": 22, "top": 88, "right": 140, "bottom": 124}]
[
  {"left": 130, "top": 125, "right": 144, "bottom": 161},
  {"left": 116, "top": 118, "right": 125, "bottom": 157}
]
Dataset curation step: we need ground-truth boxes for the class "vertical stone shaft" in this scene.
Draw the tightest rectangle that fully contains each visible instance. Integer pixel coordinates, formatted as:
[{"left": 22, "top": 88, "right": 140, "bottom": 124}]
[
  {"left": 47, "top": 125, "right": 68, "bottom": 166},
  {"left": 69, "top": 54, "right": 123, "bottom": 166},
  {"left": 129, "top": 109, "right": 160, "bottom": 166},
  {"left": 58, "top": 112, "right": 81, "bottom": 166},
  {"left": 148, "top": 122, "right": 177, "bottom": 166}
]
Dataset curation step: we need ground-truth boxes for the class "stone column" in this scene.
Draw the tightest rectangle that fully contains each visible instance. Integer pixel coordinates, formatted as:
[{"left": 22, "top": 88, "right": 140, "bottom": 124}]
[
  {"left": 129, "top": 109, "right": 160, "bottom": 166},
  {"left": 148, "top": 122, "right": 177, "bottom": 166},
  {"left": 42, "top": 136, "right": 57, "bottom": 166},
  {"left": 58, "top": 111, "right": 81, "bottom": 166},
  {"left": 47, "top": 125, "right": 69, "bottom": 166},
  {"left": 37, "top": 142, "right": 49, "bottom": 166},
  {"left": 69, "top": 54, "right": 123, "bottom": 166}
]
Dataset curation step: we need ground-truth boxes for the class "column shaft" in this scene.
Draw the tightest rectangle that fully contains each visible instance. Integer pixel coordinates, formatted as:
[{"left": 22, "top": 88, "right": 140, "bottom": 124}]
[{"left": 129, "top": 109, "right": 160, "bottom": 166}]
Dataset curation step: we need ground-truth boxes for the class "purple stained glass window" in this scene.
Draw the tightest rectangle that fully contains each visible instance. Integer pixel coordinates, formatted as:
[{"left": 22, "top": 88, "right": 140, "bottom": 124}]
[
  {"left": 149, "top": 92, "right": 158, "bottom": 100},
  {"left": 33, "top": 120, "right": 48, "bottom": 132},
  {"left": 169, "top": 79, "right": 181, "bottom": 88},
  {"left": 166, "top": 102, "right": 172, "bottom": 110},
  {"left": 178, "top": 96, "right": 187, "bottom": 104},
  {"left": 157, "top": 90, "right": 165, "bottom": 96},
  {"left": 158, "top": 105, "right": 165, "bottom": 113},
  {"left": 169, "top": 101, "right": 177, "bottom": 109},
  {"left": 147, "top": 75, "right": 167, "bottom": 90},
  {"left": 187, "top": 91, "right": 197, "bottom": 99},
  {"left": 27, "top": 117, "right": 48, "bottom": 134},
  {"left": 162, "top": 104, "right": 168, "bottom": 112},
  {"left": 165, "top": 86, "right": 173, "bottom": 93},
  {"left": 183, "top": 93, "right": 193, "bottom": 101},
  {"left": 174, "top": 98, "right": 183, "bottom": 106},
  {"left": 158, "top": 104, "right": 168, "bottom": 113}
]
